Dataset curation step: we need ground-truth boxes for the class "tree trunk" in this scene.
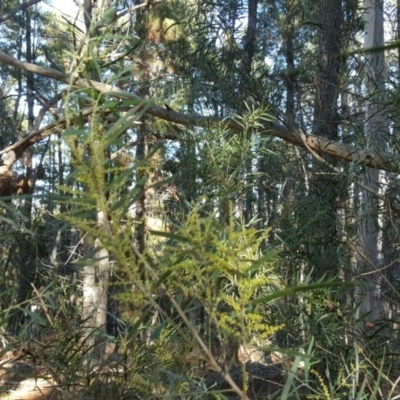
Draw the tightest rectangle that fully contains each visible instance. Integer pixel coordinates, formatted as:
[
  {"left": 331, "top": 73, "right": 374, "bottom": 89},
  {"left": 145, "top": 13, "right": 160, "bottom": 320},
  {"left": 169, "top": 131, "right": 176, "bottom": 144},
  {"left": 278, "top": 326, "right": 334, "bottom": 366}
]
[
  {"left": 357, "top": 0, "right": 389, "bottom": 330},
  {"left": 310, "top": 0, "right": 344, "bottom": 277},
  {"left": 82, "top": 210, "right": 109, "bottom": 330},
  {"left": 10, "top": 5, "right": 36, "bottom": 334},
  {"left": 243, "top": 0, "right": 257, "bottom": 224},
  {"left": 134, "top": 6, "right": 151, "bottom": 278},
  {"left": 81, "top": 0, "right": 110, "bottom": 341}
]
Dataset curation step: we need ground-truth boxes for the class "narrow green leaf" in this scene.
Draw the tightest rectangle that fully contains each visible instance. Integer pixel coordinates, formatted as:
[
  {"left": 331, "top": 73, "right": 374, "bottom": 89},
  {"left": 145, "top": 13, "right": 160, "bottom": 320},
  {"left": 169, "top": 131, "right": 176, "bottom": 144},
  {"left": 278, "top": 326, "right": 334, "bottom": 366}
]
[
  {"left": 247, "top": 249, "right": 281, "bottom": 273},
  {"left": 21, "top": 307, "right": 47, "bottom": 326},
  {"left": 63, "top": 128, "right": 87, "bottom": 137},
  {"left": 148, "top": 230, "right": 190, "bottom": 243},
  {"left": 252, "top": 282, "right": 350, "bottom": 305}
]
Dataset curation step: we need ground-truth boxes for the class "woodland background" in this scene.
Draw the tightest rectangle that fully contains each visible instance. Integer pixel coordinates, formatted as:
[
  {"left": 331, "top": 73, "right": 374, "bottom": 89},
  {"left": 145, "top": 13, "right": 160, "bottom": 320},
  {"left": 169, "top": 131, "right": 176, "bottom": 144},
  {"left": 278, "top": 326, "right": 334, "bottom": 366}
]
[{"left": 0, "top": 0, "right": 399, "bottom": 399}]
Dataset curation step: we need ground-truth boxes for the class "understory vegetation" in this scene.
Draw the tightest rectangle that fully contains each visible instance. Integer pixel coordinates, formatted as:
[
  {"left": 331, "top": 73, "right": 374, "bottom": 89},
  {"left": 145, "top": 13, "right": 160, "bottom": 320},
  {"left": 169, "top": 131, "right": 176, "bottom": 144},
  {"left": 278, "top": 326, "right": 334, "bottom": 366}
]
[{"left": 0, "top": 0, "right": 400, "bottom": 399}]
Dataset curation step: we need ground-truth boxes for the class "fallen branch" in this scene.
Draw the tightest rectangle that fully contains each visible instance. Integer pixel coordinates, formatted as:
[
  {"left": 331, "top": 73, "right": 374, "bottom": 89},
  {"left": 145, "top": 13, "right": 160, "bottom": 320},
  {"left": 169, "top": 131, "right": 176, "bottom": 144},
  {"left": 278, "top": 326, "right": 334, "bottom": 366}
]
[{"left": 0, "top": 50, "right": 398, "bottom": 173}]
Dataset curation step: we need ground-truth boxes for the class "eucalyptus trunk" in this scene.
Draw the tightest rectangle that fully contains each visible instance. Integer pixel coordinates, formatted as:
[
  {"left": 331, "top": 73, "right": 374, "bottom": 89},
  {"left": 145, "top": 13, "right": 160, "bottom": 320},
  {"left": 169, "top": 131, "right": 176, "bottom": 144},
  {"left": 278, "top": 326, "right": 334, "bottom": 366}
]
[{"left": 357, "top": 0, "right": 389, "bottom": 330}]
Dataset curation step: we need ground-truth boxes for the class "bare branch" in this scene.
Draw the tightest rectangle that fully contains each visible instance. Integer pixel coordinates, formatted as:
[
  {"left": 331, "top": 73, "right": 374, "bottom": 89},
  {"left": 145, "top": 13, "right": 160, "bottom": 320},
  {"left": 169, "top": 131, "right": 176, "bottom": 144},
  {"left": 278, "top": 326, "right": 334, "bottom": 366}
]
[
  {"left": 30, "top": 89, "right": 65, "bottom": 129},
  {"left": 0, "top": 108, "right": 93, "bottom": 171},
  {"left": 0, "top": 50, "right": 399, "bottom": 173}
]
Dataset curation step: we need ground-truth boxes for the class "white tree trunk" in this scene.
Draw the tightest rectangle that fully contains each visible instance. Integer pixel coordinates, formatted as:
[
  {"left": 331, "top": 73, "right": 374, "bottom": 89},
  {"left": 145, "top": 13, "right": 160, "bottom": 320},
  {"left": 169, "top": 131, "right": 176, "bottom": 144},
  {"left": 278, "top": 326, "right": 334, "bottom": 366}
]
[
  {"left": 82, "top": 211, "right": 109, "bottom": 329},
  {"left": 82, "top": 0, "right": 111, "bottom": 339},
  {"left": 358, "top": 0, "right": 389, "bottom": 328}
]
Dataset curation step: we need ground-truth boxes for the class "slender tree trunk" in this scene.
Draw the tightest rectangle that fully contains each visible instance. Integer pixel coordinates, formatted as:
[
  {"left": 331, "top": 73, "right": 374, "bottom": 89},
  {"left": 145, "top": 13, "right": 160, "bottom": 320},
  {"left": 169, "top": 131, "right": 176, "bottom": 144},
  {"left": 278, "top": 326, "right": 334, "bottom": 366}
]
[
  {"left": 314, "top": 0, "right": 343, "bottom": 139},
  {"left": 134, "top": 6, "right": 150, "bottom": 277},
  {"left": 135, "top": 119, "right": 148, "bottom": 269},
  {"left": 284, "top": 0, "right": 296, "bottom": 126},
  {"left": 10, "top": 5, "right": 36, "bottom": 334},
  {"left": 310, "top": 0, "right": 344, "bottom": 277},
  {"left": 243, "top": 0, "right": 257, "bottom": 224},
  {"left": 357, "top": 0, "right": 389, "bottom": 330},
  {"left": 82, "top": 210, "right": 109, "bottom": 329},
  {"left": 81, "top": 0, "right": 110, "bottom": 341},
  {"left": 381, "top": 0, "right": 400, "bottom": 329}
]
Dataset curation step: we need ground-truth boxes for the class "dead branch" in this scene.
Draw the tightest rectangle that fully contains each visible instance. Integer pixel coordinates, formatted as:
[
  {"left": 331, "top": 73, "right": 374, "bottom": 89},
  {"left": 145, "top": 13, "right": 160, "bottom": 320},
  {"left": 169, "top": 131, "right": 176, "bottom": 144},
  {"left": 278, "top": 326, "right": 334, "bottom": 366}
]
[{"left": 0, "top": 50, "right": 399, "bottom": 173}]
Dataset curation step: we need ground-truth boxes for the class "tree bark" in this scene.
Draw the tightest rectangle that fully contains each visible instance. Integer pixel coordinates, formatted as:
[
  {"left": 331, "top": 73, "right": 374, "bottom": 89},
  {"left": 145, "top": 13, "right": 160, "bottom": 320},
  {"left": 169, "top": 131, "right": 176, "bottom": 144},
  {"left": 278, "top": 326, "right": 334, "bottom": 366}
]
[
  {"left": 310, "top": 0, "right": 344, "bottom": 276},
  {"left": 357, "top": 0, "right": 389, "bottom": 330},
  {"left": 81, "top": 0, "right": 110, "bottom": 342},
  {"left": 9, "top": 5, "right": 36, "bottom": 333}
]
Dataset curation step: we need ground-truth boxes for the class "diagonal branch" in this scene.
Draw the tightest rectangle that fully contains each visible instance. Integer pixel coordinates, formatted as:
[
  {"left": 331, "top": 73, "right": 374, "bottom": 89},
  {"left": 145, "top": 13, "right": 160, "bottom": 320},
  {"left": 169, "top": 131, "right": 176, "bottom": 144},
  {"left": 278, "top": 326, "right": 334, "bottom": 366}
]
[
  {"left": 0, "top": 108, "right": 93, "bottom": 172},
  {"left": 0, "top": 0, "right": 42, "bottom": 24},
  {"left": 0, "top": 50, "right": 399, "bottom": 173}
]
